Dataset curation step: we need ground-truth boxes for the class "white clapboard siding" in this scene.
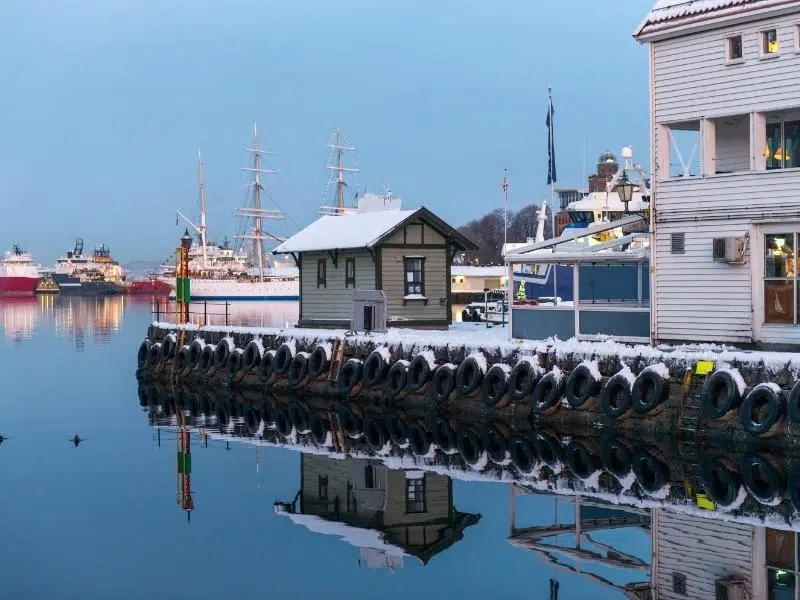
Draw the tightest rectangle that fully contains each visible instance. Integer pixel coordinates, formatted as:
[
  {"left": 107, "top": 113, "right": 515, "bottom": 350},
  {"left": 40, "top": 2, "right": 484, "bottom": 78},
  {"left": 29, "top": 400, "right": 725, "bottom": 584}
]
[
  {"left": 656, "top": 510, "right": 754, "bottom": 600},
  {"left": 653, "top": 15, "right": 800, "bottom": 123},
  {"left": 715, "top": 118, "right": 750, "bottom": 173}
]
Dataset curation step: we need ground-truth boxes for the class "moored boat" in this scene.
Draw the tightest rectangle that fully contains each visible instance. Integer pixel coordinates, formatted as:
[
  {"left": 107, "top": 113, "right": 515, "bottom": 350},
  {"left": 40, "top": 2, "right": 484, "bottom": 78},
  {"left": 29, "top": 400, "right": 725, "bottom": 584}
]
[
  {"left": 0, "top": 246, "right": 40, "bottom": 296},
  {"left": 53, "top": 239, "right": 125, "bottom": 295},
  {"left": 128, "top": 277, "right": 172, "bottom": 295}
]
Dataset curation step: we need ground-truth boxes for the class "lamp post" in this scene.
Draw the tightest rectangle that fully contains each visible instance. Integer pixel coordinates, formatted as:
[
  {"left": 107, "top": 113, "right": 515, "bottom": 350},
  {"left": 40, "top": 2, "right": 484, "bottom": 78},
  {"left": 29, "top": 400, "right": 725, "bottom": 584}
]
[
  {"left": 614, "top": 171, "right": 635, "bottom": 214},
  {"left": 177, "top": 229, "right": 192, "bottom": 323}
]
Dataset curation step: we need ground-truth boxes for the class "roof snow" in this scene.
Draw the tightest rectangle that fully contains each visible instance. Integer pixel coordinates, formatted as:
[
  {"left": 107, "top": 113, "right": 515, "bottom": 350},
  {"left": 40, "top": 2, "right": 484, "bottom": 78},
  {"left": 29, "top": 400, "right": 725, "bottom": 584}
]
[
  {"left": 273, "top": 209, "right": 418, "bottom": 253},
  {"left": 636, "top": 0, "right": 776, "bottom": 37}
]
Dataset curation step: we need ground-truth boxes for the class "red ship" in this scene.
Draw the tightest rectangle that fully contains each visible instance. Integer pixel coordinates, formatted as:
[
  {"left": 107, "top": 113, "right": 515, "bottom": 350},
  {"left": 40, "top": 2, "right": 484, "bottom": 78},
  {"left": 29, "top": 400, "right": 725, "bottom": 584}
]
[
  {"left": 0, "top": 245, "right": 39, "bottom": 296},
  {"left": 128, "top": 277, "right": 172, "bottom": 295}
]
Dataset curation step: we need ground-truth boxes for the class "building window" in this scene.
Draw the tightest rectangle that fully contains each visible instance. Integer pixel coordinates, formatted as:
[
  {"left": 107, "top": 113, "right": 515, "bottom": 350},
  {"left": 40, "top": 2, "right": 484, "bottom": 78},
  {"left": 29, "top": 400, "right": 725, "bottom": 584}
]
[
  {"left": 672, "top": 572, "right": 687, "bottom": 596},
  {"left": 727, "top": 35, "right": 743, "bottom": 61},
  {"left": 405, "top": 475, "right": 426, "bottom": 514},
  {"left": 318, "top": 475, "right": 328, "bottom": 501},
  {"left": 762, "top": 28, "right": 778, "bottom": 55},
  {"left": 346, "top": 480, "right": 356, "bottom": 512},
  {"left": 317, "top": 258, "right": 326, "bottom": 288},
  {"left": 766, "top": 528, "right": 797, "bottom": 597},
  {"left": 345, "top": 257, "right": 356, "bottom": 288},
  {"left": 765, "top": 233, "right": 797, "bottom": 324},
  {"left": 364, "top": 465, "right": 375, "bottom": 489},
  {"left": 766, "top": 119, "right": 800, "bottom": 170},
  {"left": 404, "top": 257, "right": 425, "bottom": 296}
]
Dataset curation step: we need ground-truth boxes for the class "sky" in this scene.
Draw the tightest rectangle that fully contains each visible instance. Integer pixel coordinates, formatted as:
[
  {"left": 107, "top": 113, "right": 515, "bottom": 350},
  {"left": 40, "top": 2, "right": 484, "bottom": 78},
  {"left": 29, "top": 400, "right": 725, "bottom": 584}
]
[{"left": 0, "top": 0, "right": 655, "bottom": 265}]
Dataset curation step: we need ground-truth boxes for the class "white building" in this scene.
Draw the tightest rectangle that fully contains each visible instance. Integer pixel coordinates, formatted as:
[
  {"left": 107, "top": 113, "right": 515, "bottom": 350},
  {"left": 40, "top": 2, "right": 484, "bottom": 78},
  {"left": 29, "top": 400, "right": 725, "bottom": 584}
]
[{"left": 636, "top": 0, "right": 800, "bottom": 347}]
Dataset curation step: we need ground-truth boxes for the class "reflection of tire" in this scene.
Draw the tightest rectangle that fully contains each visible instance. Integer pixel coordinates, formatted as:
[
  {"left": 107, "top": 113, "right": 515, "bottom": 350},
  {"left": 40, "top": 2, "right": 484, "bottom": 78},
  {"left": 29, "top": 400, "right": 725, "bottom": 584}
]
[
  {"left": 288, "top": 402, "right": 310, "bottom": 434},
  {"left": 702, "top": 458, "right": 741, "bottom": 507},
  {"left": 531, "top": 372, "right": 564, "bottom": 414},
  {"left": 632, "top": 369, "right": 670, "bottom": 414},
  {"left": 482, "top": 424, "right": 508, "bottom": 464},
  {"left": 739, "top": 385, "right": 786, "bottom": 436},
  {"left": 457, "top": 427, "right": 485, "bottom": 467},
  {"left": 788, "top": 468, "right": 800, "bottom": 513},
  {"left": 364, "top": 417, "right": 388, "bottom": 452},
  {"left": 386, "top": 411, "right": 409, "bottom": 447},
  {"left": 274, "top": 406, "right": 293, "bottom": 437},
  {"left": 564, "top": 365, "right": 600, "bottom": 409},
  {"left": 532, "top": 430, "right": 564, "bottom": 468},
  {"left": 740, "top": 454, "right": 784, "bottom": 505},
  {"left": 431, "top": 415, "right": 457, "bottom": 453},
  {"left": 600, "top": 438, "right": 633, "bottom": 480},
  {"left": 309, "top": 413, "right": 330, "bottom": 446},
  {"left": 335, "top": 403, "right": 363, "bottom": 438},
  {"left": 701, "top": 371, "right": 742, "bottom": 420},
  {"left": 508, "top": 359, "right": 538, "bottom": 404},
  {"left": 632, "top": 449, "right": 668, "bottom": 495},
  {"left": 509, "top": 434, "right": 535, "bottom": 474},
  {"left": 480, "top": 365, "right": 509, "bottom": 408},
  {"left": 565, "top": 440, "right": 600, "bottom": 480},
  {"left": 408, "top": 421, "right": 432, "bottom": 456},
  {"left": 600, "top": 373, "right": 633, "bottom": 419}
]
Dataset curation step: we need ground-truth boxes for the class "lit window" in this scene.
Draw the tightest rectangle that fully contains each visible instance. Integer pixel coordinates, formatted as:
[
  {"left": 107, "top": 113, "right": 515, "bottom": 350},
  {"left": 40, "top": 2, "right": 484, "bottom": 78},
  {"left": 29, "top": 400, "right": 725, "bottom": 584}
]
[
  {"left": 727, "top": 35, "right": 743, "bottom": 60},
  {"left": 405, "top": 475, "right": 426, "bottom": 514},
  {"left": 764, "top": 233, "right": 796, "bottom": 324},
  {"left": 404, "top": 257, "right": 424, "bottom": 296},
  {"left": 762, "top": 29, "right": 778, "bottom": 55},
  {"left": 765, "top": 119, "right": 800, "bottom": 170}
]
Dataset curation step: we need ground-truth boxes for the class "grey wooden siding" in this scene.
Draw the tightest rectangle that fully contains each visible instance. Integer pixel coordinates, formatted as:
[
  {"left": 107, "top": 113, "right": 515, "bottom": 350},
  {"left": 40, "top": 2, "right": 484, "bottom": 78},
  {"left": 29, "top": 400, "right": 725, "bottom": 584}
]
[
  {"left": 300, "top": 250, "right": 375, "bottom": 325},
  {"left": 384, "top": 222, "right": 446, "bottom": 246},
  {"left": 381, "top": 247, "right": 449, "bottom": 325},
  {"left": 653, "top": 16, "right": 800, "bottom": 124},
  {"left": 382, "top": 470, "right": 449, "bottom": 526},
  {"left": 656, "top": 510, "right": 754, "bottom": 600}
]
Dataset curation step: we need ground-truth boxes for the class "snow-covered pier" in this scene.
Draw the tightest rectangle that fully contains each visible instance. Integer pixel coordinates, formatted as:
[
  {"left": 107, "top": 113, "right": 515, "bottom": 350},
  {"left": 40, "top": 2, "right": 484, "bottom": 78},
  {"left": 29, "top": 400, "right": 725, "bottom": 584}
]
[{"left": 137, "top": 321, "right": 800, "bottom": 443}]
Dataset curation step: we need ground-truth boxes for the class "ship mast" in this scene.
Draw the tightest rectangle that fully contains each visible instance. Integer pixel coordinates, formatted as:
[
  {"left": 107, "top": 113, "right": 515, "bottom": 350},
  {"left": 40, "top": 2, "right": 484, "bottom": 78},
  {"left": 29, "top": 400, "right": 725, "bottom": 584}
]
[
  {"left": 236, "top": 122, "right": 284, "bottom": 282},
  {"left": 321, "top": 125, "right": 360, "bottom": 216},
  {"left": 198, "top": 150, "right": 208, "bottom": 268}
]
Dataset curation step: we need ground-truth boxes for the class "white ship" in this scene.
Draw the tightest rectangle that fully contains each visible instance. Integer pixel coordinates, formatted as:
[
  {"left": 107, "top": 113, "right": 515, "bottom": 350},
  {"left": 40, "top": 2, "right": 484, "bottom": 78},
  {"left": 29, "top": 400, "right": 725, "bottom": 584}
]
[{"left": 163, "top": 124, "right": 299, "bottom": 301}]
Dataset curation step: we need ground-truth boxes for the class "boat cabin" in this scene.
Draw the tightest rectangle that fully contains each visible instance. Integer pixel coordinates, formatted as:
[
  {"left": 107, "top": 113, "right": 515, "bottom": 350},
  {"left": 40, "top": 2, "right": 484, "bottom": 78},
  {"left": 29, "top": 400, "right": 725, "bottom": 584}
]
[{"left": 274, "top": 205, "right": 476, "bottom": 329}]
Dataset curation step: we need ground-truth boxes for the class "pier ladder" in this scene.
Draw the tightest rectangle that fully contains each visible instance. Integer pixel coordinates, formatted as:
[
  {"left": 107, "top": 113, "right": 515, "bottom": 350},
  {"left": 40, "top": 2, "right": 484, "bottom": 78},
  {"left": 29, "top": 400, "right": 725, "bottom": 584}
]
[{"left": 328, "top": 340, "right": 345, "bottom": 383}]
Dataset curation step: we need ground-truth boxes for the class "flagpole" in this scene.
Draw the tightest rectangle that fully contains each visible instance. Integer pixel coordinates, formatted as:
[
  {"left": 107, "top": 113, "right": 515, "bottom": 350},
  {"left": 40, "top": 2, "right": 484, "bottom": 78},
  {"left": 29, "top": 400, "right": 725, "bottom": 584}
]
[
  {"left": 503, "top": 169, "right": 509, "bottom": 251},
  {"left": 548, "top": 86, "right": 558, "bottom": 303}
]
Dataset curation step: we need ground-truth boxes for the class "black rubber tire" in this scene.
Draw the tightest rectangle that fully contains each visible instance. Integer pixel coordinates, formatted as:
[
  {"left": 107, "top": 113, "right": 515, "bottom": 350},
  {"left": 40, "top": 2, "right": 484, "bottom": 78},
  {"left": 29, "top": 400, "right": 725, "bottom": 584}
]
[
  {"left": 565, "top": 364, "right": 601, "bottom": 409},
  {"left": 431, "top": 415, "right": 457, "bottom": 453},
  {"left": 600, "top": 438, "right": 633, "bottom": 480},
  {"left": 456, "top": 356, "right": 484, "bottom": 396},
  {"left": 408, "top": 354, "right": 432, "bottom": 392},
  {"left": 138, "top": 384, "right": 150, "bottom": 407},
  {"left": 461, "top": 309, "right": 471, "bottom": 322},
  {"left": 309, "top": 413, "right": 330, "bottom": 446},
  {"left": 600, "top": 373, "right": 633, "bottom": 419},
  {"left": 363, "top": 349, "right": 389, "bottom": 388},
  {"left": 701, "top": 370, "right": 742, "bottom": 420},
  {"left": 508, "top": 359, "right": 538, "bottom": 404},
  {"left": 457, "top": 427, "right": 485, "bottom": 467},
  {"left": 509, "top": 434, "right": 535, "bottom": 474},
  {"left": 198, "top": 345, "right": 215, "bottom": 373},
  {"left": 364, "top": 417, "right": 388, "bottom": 452},
  {"left": 533, "top": 430, "right": 564, "bottom": 468},
  {"left": 632, "top": 369, "right": 669, "bottom": 414},
  {"left": 159, "top": 335, "right": 176, "bottom": 363},
  {"left": 788, "top": 380, "right": 800, "bottom": 424},
  {"left": 788, "top": 468, "right": 800, "bottom": 513},
  {"left": 188, "top": 339, "right": 204, "bottom": 369},
  {"left": 226, "top": 350, "right": 243, "bottom": 380},
  {"left": 273, "top": 343, "right": 294, "bottom": 377},
  {"left": 259, "top": 350, "right": 276, "bottom": 383},
  {"left": 337, "top": 359, "right": 364, "bottom": 396},
  {"left": 146, "top": 343, "right": 161, "bottom": 370},
  {"left": 482, "top": 424, "right": 508, "bottom": 464},
  {"left": 242, "top": 340, "right": 262, "bottom": 372},
  {"left": 288, "top": 402, "right": 310, "bottom": 434},
  {"left": 531, "top": 371, "right": 564, "bottom": 414},
  {"left": 137, "top": 339, "right": 151, "bottom": 368},
  {"left": 632, "top": 449, "right": 668, "bottom": 495},
  {"left": 213, "top": 341, "right": 231, "bottom": 369},
  {"left": 480, "top": 365, "right": 509, "bottom": 407},
  {"left": 386, "top": 411, "right": 409, "bottom": 447},
  {"left": 335, "top": 404, "right": 363, "bottom": 438},
  {"left": 274, "top": 406, "right": 293, "bottom": 437},
  {"left": 702, "top": 458, "right": 741, "bottom": 507},
  {"left": 384, "top": 361, "right": 409, "bottom": 399},
  {"left": 408, "top": 421, "right": 432, "bottom": 456},
  {"left": 307, "top": 346, "right": 329, "bottom": 379},
  {"left": 740, "top": 385, "right": 786, "bottom": 436},
  {"left": 287, "top": 354, "right": 309, "bottom": 388},
  {"left": 740, "top": 454, "right": 784, "bottom": 505},
  {"left": 566, "top": 440, "right": 600, "bottom": 480},
  {"left": 174, "top": 346, "right": 190, "bottom": 374},
  {"left": 430, "top": 365, "right": 456, "bottom": 405}
]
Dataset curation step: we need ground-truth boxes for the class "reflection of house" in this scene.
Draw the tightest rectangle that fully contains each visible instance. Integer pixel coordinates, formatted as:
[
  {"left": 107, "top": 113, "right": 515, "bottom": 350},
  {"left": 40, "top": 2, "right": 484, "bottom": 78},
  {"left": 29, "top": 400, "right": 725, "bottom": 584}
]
[{"left": 275, "top": 454, "right": 480, "bottom": 568}]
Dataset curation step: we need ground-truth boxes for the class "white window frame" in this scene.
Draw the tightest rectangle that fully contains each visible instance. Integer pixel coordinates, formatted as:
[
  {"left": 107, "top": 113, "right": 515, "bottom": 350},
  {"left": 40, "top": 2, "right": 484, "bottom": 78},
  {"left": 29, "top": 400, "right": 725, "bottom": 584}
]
[
  {"left": 752, "top": 223, "right": 800, "bottom": 342},
  {"left": 796, "top": 23, "right": 800, "bottom": 52},
  {"left": 760, "top": 27, "right": 779, "bottom": 58},
  {"left": 725, "top": 33, "right": 744, "bottom": 64}
]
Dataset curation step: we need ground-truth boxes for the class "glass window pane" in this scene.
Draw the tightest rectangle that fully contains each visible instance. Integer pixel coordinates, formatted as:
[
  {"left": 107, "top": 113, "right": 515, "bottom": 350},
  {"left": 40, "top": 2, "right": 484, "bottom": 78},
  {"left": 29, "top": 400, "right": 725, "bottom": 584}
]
[
  {"left": 784, "top": 121, "right": 800, "bottom": 169},
  {"left": 764, "top": 29, "right": 779, "bottom": 54},
  {"left": 767, "top": 568, "right": 795, "bottom": 599},
  {"left": 729, "top": 36, "right": 743, "bottom": 59},
  {"left": 767, "top": 529, "right": 796, "bottom": 568},
  {"left": 765, "top": 280, "right": 795, "bottom": 323},
  {"left": 765, "top": 234, "right": 795, "bottom": 277},
  {"left": 766, "top": 123, "right": 783, "bottom": 170}
]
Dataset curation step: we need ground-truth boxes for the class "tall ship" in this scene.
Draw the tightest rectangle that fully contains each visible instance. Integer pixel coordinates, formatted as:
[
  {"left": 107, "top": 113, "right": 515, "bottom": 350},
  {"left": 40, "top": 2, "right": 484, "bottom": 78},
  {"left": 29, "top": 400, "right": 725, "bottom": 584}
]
[
  {"left": 162, "top": 125, "right": 299, "bottom": 301},
  {"left": 0, "top": 245, "right": 40, "bottom": 296},
  {"left": 52, "top": 239, "right": 125, "bottom": 295}
]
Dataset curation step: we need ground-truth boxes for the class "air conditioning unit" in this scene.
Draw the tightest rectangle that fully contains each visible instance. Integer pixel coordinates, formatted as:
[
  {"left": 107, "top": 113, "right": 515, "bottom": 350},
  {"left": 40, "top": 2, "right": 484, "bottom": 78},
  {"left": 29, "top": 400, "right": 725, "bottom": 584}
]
[
  {"left": 715, "top": 577, "right": 747, "bottom": 600},
  {"left": 712, "top": 236, "right": 746, "bottom": 264}
]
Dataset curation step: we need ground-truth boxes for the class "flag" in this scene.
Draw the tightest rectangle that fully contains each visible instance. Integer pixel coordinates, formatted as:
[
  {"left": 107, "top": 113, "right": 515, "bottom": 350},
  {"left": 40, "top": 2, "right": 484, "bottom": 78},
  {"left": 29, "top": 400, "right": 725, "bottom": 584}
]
[
  {"left": 502, "top": 169, "right": 509, "bottom": 193},
  {"left": 546, "top": 88, "right": 557, "bottom": 185}
]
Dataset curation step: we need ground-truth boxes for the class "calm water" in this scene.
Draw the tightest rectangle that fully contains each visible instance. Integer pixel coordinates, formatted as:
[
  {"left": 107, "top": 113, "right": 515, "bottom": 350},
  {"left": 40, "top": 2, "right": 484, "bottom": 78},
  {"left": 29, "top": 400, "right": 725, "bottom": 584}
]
[{"left": 1, "top": 296, "right": 797, "bottom": 599}]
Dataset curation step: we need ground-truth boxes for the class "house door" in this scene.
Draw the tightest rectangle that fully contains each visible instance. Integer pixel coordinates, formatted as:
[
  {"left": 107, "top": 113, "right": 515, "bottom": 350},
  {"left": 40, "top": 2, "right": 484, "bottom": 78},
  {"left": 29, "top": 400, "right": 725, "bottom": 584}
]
[{"left": 363, "top": 305, "right": 374, "bottom": 331}]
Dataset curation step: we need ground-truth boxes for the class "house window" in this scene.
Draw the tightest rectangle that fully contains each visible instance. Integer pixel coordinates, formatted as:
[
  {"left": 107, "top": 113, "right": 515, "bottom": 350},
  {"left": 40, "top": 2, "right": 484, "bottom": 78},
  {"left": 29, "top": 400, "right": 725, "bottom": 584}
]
[
  {"left": 345, "top": 257, "right": 356, "bottom": 288},
  {"left": 726, "top": 35, "right": 743, "bottom": 61},
  {"left": 404, "top": 257, "right": 425, "bottom": 296},
  {"left": 318, "top": 475, "right": 328, "bottom": 501},
  {"left": 762, "top": 28, "right": 778, "bottom": 55},
  {"left": 346, "top": 481, "right": 356, "bottom": 512},
  {"left": 764, "top": 233, "right": 797, "bottom": 324},
  {"left": 317, "top": 258, "right": 326, "bottom": 288},
  {"left": 364, "top": 464, "right": 375, "bottom": 489},
  {"left": 766, "top": 528, "right": 798, "bottom": 597},
  {"left": 766, "top": 119, "right": 800, "bottom": 170},
  {"left": 405, "top": 475, "right": 426, "bottom": 514}
]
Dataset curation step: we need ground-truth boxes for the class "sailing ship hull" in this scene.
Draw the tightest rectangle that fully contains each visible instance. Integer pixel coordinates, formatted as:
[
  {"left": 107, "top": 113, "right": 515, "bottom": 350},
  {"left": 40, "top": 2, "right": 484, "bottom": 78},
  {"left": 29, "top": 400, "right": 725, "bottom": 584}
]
[
  {"left": 0, "top": 276, "right": 38, "bottom": 295},
  {"left": 165, "top": 277, "right": 299, "bottom": 301},
  {"left": 52, "top": 274, "right": 123, "bottom": 295}
]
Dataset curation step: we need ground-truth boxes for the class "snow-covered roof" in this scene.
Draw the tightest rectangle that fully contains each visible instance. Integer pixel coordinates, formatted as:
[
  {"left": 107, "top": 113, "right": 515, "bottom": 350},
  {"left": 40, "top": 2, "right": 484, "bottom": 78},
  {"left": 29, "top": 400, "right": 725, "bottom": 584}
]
[
  {"left": 568, "top": 191, "right": 649, "bottom": 213},
  {"left": 452, "top": 266, "right": 507, "bottom": 278},
  {"left": 273, "top": 206, "right": 477, "bottom": 254},
  {"left": 636, "top": 0, "right": 783, "bottom": 38}
]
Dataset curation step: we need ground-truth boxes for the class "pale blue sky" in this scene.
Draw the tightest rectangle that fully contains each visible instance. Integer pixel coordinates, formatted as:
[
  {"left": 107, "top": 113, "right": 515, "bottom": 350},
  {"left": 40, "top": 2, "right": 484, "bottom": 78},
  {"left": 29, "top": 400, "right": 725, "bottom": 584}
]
[{"left": 0, "top": 0, "right": 654, "bottom": 264}]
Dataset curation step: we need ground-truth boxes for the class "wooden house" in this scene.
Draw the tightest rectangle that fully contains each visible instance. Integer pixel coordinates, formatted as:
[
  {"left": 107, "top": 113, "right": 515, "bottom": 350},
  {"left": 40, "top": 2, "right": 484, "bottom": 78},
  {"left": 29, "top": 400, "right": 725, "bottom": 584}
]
[
  {"left": 273, "top": 206, "right": 476, "bottom": 329},
  {"left": 636, "top": 0, "right": 800, "bottom": 347}
]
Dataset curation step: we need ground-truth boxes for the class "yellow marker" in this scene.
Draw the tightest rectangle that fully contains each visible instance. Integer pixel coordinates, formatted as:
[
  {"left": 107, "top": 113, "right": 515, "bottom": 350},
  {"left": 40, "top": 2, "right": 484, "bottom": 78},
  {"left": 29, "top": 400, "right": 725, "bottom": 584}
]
[
  {"left": 695, "top": 360, "right": 714, "bottom": 375},
  {"left": 696, "top": 494, "right": 716, "bottom": 510}
]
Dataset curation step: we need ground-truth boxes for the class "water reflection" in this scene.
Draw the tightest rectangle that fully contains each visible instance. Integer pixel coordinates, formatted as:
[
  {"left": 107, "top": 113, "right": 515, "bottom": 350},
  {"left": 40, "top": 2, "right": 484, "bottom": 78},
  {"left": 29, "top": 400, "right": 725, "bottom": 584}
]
[
  {"left": 137, "top": 382, "right": 800, "bottom": 599},
  {"left": 1, "top": 297, "right": 38, "bottom": 342}
]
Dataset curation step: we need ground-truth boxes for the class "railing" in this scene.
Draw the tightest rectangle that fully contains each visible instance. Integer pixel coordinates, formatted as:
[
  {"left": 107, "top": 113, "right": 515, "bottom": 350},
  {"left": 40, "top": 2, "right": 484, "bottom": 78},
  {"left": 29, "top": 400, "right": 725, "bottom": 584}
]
[{"left": 151, "top": 299, "right": 230, "bottom": 327}]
